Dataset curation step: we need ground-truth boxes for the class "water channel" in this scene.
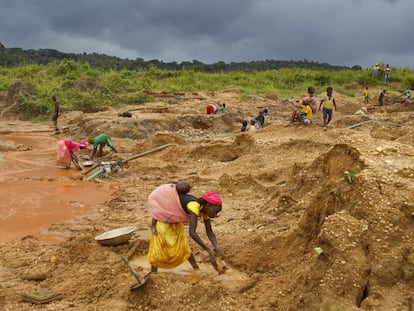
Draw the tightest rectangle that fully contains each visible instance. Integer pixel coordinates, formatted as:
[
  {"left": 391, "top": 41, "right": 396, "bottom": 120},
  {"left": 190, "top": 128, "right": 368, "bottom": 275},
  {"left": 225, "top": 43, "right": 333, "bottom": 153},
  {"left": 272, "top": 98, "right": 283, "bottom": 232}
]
[{"left": 0, "top": 133, "right": 115, "bottom": 244}]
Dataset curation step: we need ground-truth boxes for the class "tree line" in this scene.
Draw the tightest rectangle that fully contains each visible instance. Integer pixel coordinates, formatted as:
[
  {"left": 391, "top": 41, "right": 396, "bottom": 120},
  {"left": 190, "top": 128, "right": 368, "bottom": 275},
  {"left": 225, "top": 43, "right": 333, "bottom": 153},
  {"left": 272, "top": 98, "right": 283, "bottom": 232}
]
[{"left": 0, "top": 42, "right": 359, "bottom": 72}]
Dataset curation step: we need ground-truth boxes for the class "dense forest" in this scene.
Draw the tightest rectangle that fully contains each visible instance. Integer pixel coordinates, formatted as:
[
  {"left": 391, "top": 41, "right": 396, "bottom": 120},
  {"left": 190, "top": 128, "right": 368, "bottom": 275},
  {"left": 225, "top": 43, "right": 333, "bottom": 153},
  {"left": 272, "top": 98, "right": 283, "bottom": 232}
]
[{"left": 0, "top": 42, "right": 357, "bottom": 72}]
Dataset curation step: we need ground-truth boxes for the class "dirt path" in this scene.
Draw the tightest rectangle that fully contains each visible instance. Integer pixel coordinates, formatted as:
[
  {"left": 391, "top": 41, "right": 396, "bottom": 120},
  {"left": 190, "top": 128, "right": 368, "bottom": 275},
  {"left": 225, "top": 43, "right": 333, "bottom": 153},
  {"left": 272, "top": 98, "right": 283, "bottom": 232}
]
[{"left": 1, "top": 89, "right": 414, "bottom": 310}]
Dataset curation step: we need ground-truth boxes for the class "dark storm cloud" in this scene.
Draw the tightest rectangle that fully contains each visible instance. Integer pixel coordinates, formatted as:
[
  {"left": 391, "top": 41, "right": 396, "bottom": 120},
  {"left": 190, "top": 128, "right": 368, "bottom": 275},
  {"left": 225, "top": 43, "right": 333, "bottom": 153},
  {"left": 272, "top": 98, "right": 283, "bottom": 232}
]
[{"left": 0, "top": 0, "right": 414, "bottom": 68}]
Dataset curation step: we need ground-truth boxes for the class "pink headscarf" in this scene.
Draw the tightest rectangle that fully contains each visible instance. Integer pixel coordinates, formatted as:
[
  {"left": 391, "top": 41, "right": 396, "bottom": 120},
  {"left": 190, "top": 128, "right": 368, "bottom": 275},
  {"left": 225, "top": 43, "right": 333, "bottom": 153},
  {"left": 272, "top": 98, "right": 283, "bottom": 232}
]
[
  {"left": 79, "top": 140, "right": 88, "bottom": 149},
  {"left": 202, "top": 192, "right": 222, "bottom": 205}
]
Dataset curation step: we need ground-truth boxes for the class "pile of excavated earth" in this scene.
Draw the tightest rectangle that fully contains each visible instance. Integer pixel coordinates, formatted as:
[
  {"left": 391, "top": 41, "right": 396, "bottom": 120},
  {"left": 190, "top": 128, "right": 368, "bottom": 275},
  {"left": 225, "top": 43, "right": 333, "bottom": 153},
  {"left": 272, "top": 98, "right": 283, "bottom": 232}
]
[{"left": 1, "top": 86, "right": 414, "bottom": 310}]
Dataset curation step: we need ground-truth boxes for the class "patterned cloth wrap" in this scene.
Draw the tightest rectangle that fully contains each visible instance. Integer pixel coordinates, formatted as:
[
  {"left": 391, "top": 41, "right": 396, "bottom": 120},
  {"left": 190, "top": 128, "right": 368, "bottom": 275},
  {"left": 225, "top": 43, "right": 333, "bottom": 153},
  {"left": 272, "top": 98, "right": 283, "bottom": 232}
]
[{"left": 148, "top": 184, "right": 189, "bottom": 223}]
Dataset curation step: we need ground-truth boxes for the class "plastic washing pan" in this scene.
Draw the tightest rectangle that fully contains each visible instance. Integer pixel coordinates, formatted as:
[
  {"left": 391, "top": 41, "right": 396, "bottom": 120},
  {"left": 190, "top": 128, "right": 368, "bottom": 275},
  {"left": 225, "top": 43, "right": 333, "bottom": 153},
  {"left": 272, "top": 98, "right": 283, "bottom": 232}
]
[
  {"left": 82, "top": 160, "right": 94, "bottom": 167},
  {"left": 95, "top": 226, "right": 136, "bottom": 246}
]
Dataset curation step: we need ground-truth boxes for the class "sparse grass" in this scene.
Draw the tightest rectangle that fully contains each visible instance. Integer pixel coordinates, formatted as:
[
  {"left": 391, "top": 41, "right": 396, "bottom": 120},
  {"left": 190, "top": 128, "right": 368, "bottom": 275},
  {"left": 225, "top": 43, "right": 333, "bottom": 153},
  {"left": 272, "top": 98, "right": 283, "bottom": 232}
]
[
  {"left": 344, "top": 166, "right": 361, "bottom": 184},
  {"left": 1, "top": 61, "right": 414, "bottom": 120},
  {"left": 254, "top": 267, "right": 270, "bottom": 274}
]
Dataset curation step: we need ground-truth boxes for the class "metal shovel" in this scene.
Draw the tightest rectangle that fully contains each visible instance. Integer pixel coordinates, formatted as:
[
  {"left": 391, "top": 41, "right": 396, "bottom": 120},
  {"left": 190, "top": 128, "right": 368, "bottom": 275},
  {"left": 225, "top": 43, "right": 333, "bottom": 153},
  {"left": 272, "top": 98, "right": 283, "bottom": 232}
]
[{"left": 121, "top": 256, "right": 151, "bottom": 290}]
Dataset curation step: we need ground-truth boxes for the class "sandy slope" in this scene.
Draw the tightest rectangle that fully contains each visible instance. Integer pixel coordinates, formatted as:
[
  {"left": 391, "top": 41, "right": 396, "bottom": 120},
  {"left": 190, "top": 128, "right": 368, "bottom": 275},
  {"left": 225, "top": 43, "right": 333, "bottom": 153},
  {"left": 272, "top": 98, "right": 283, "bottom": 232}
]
[{"left": 1, "top": 87, "right": 414, "bottom": 311}]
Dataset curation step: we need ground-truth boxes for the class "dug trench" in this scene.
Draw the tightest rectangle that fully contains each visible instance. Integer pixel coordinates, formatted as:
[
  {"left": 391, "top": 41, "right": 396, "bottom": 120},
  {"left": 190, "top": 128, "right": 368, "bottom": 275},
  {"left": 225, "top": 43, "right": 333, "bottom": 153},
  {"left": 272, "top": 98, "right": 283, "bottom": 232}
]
[{"left": 1, "top": 89, "right": 414, "bottom": 310}]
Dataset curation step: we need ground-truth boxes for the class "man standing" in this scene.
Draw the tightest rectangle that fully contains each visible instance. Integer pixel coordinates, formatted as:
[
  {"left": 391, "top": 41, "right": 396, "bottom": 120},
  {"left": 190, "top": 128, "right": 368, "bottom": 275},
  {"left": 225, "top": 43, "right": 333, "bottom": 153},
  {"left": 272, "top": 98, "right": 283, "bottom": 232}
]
[
  {"left": 384, "top": 64, "right": 390, "bottom": 83},
  {"left": 52, "top": 96, "right": 60, "bottom": 133},
  {"left": 372, "top": 63, "right": 379, "bottom": 79}
]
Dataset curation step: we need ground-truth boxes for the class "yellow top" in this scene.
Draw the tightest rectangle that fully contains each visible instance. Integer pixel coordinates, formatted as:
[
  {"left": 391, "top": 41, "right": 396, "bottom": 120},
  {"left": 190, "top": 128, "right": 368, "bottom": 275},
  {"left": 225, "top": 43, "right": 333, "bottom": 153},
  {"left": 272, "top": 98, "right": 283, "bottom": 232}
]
[
  {"left": 301, "top": 105, "right": 313, "bottom": 121},
  {"left": 323, "top": 96, "right": 335, "bottom": 109},
  {"left": 187, "top": 201, "right": 208, "bottom": 219}
]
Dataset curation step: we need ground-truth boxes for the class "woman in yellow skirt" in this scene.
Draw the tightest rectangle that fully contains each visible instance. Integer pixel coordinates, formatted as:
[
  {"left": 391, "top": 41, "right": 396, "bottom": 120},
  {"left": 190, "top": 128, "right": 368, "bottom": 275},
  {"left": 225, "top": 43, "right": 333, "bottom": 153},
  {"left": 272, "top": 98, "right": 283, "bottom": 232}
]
[{"left": 147, "top": 181, "right": 224, "bottom": 273}]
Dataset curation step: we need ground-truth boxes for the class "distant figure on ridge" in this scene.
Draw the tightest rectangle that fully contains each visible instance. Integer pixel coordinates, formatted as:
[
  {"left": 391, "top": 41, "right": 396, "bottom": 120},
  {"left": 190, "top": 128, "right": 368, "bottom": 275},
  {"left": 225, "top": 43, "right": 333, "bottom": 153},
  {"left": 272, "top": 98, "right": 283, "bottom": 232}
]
[
  {"left": 206, "top": 103, "right": 218, "bottom": 114},
  {"left": 384, "top": 64, "right": 390, "bottom": 83},
  {"left": 372, "top": 63, "right": 380, "bottom": 79},
  {"left": 51, "top": 96, "right": 60, "bottom": 134}
]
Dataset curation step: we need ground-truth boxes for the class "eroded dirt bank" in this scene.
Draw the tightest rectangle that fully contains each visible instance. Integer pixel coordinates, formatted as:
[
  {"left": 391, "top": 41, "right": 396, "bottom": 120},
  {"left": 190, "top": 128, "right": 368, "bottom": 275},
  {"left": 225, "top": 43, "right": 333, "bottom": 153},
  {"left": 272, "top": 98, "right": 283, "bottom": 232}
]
[{"left": 1, "top": 88, "right": 414, "bottom": 311}]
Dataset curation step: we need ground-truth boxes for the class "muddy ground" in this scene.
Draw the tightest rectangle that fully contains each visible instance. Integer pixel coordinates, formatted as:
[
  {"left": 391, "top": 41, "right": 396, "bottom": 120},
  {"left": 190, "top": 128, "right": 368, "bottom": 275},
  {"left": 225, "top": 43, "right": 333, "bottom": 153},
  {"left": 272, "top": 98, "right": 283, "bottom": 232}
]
[{"left": 1, "top": 87, "right": 414, "bottom": 311}]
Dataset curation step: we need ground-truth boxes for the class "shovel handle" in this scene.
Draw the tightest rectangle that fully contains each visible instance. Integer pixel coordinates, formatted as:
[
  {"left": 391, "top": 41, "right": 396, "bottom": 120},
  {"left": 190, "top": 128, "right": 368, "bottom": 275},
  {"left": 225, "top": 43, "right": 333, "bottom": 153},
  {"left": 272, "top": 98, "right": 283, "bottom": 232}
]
[{"left": 121, "top": 256, "right": 143, "bottom": 284}]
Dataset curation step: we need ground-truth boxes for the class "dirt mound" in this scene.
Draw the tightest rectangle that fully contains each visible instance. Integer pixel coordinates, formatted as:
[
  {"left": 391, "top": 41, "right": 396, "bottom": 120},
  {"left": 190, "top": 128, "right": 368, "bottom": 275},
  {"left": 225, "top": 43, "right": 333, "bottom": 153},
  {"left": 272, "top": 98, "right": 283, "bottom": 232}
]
[
  {"left": 7, "top": 81, "right": 36, "bottom": 104},
  {"left": 1, "top": 88, "right": 414, "bottom": 311},
  {"left": 0, "top": 140, "right": 32, "bottom": 151},
  {"left": 190, "top": 134, "right": 256, "bottom": 162},
  {"left": 74, "top": 77, "right": 101, "bottom": 92},
  {"left": 297, "top": 143, "right": 364, "bottom": 241},
  {"left": 0, "top": 82, "right": 36, "bottom": 118}
]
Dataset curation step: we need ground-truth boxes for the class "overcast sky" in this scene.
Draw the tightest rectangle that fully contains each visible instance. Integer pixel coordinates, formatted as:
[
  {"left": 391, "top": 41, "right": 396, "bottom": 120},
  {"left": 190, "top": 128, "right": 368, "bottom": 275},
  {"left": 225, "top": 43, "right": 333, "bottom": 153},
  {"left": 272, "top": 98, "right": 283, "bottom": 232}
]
[{"left": 1, "top": 0, "right": 413, "bottom": 69}]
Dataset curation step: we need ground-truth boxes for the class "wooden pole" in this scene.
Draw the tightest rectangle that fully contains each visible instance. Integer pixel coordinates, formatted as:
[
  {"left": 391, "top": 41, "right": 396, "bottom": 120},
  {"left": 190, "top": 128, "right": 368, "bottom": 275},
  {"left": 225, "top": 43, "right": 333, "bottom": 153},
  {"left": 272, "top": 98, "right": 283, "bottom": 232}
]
[
  {"left": 79, "top": 143, "right": 177, "bottom": 179},
  {"left": 346, "top": 120, "right": 401, "bottom": 129}
]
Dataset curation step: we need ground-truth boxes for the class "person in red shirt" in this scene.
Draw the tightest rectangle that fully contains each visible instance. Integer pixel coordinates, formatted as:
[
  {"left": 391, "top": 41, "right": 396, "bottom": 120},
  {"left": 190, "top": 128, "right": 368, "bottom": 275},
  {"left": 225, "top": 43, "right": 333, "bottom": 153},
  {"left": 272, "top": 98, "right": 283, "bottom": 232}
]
[{"left": 206, "top": 103, "right": 218, "bottom": 114}]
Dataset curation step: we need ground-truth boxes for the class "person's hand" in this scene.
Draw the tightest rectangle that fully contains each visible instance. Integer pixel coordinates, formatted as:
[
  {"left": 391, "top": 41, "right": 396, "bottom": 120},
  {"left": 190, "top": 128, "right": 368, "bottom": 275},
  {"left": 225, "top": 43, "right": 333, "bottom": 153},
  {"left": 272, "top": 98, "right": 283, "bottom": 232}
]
[
  {"left": 214, "top": 246, "right": 225, "bottom": 260},
  {"left": 151, "top": 224, "right": 158, "bottom": 235},
  {"left": 207, "top": 248, "right": 218, "bottom": 271}
]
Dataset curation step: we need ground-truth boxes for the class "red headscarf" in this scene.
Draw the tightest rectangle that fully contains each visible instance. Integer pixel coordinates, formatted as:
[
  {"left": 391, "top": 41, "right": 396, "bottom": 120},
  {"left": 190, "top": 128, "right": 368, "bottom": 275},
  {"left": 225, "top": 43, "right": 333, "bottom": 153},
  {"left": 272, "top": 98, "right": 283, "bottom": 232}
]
[{"left": 202, "top": 192, "right": 222, "bottom": 205}]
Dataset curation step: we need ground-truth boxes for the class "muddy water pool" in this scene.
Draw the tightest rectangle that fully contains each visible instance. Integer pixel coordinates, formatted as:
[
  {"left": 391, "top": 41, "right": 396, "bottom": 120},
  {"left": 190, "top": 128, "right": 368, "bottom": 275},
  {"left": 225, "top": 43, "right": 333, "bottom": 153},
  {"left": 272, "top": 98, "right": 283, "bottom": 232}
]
[{"left": 0, "top": 134, "right": 115, "bottom": 244}]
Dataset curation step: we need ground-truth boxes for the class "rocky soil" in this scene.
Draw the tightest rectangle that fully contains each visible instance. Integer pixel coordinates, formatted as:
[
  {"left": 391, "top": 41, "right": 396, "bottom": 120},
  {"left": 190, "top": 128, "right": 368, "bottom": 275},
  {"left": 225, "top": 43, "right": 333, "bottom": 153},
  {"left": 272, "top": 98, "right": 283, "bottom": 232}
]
[{"left": 1, "top": 86, "right": 414, "bottom": 311}]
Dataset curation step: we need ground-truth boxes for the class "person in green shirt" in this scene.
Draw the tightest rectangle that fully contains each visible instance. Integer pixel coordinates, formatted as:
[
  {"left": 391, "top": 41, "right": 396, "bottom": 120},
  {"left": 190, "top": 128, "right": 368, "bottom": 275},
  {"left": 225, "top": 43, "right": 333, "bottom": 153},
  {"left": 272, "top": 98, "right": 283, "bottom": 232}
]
[{"left": 89, "top": 134, "right": 117, "bottom": 158}]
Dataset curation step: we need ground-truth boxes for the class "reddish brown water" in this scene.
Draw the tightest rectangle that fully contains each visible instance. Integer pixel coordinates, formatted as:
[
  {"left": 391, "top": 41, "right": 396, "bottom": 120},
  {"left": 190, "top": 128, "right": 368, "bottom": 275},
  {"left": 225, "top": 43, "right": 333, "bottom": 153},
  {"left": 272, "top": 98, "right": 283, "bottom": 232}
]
[{"left": 0, "top": 134, "right": 115, "bottom": 244}]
